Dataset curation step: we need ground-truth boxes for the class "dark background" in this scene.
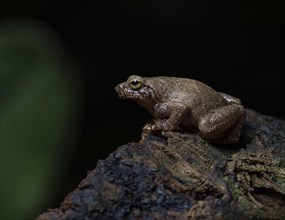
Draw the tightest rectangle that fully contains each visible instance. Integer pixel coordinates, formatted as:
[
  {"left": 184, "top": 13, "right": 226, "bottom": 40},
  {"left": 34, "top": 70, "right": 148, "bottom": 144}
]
[{"left": 2, "top": 0, "right": 285, "bottom": 218}]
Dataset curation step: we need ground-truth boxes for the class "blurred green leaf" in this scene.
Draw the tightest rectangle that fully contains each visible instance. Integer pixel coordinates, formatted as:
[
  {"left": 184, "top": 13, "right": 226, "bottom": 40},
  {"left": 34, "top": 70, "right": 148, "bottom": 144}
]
[{"left": 0, "top": 19, "right": 82, "bottom": 220}]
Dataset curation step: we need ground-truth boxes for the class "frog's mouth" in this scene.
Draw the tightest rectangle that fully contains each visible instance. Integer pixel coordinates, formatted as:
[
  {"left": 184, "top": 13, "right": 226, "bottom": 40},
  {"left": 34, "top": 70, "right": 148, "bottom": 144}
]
[
  {"left": 117, "top": 93, "right": 128, "bottom": 100},
  {"left": 115, "top": 84, "right": 132, "bottom": 99}
]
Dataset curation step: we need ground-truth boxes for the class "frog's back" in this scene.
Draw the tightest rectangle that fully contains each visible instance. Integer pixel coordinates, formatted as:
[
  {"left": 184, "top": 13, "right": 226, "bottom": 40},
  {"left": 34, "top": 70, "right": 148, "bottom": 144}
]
[
  {"left": 145, "top": 76, "right": 227, "bottom": 106},
  {"left": 144, "top": 76, "right": 200, "bottom": 94}
]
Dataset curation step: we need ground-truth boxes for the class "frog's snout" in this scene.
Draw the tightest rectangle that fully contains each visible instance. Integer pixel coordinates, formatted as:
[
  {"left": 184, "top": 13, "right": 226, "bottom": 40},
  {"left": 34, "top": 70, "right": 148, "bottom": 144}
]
[
  {"left": 115, "top": 84, "right": 123, "bottom": 93},
  {"left": 115, "top": 83, "right": 127, "bottom": 99}
]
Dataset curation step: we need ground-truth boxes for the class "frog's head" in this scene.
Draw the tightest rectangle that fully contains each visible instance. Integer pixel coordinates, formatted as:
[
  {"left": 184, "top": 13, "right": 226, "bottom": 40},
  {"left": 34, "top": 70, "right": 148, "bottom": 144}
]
[{"left": 115, "top": 75, "right": 156, "bottom": 101}]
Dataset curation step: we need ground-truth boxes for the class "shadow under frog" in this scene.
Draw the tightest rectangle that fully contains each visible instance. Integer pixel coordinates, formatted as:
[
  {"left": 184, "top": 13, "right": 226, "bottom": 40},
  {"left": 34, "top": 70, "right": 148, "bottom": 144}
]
[{"left": 115, "top": 75, "right": 245, "bottom": 144}]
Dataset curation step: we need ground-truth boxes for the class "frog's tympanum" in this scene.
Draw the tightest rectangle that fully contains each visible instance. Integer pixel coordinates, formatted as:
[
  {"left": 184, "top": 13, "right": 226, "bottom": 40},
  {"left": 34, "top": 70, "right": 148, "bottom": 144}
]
[{"left": 115, "top": 75, "right": 245, "bottom": 143}]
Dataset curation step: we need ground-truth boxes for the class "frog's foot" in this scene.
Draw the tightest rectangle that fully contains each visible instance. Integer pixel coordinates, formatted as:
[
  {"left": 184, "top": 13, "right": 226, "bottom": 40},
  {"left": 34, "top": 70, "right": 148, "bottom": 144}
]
[
  {"left": 198, "top": 104, "right": 245, "bottom": 144},
  {"left": 142, "top": 121, "right": 156, "bottom": 132},
  {"left": 141, "top": 121, "right": 165, "bottom": 143},
  {"left": 142, "top": 119, "right": 176, "bottom": 132}
]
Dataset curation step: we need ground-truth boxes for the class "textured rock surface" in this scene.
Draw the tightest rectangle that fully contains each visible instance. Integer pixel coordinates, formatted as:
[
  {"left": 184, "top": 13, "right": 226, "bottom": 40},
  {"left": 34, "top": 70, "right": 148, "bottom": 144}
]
[{"left": 38, "top": 110, "right": 285, "bottom": 220}]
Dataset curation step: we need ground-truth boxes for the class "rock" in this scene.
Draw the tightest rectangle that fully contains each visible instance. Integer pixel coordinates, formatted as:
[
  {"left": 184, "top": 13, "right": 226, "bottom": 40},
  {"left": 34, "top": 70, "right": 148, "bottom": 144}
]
[{"left": 37, "top": 110, "right": 285, "bottom": 220}]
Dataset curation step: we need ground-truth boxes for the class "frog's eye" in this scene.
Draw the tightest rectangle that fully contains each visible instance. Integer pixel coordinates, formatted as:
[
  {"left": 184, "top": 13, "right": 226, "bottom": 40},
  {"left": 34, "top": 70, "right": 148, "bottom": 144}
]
[{"left": 130, "top": 78, "right": 143, "bottom": 90}]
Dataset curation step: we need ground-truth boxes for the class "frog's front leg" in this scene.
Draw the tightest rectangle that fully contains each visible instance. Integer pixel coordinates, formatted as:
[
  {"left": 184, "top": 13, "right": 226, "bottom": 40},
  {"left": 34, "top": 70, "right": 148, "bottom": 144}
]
[
  {"left": 198, "top": 104, "right": 245, "bottom": 143},
  {"left": 143, "top": 102, "right": 188, "bottom": 132}
]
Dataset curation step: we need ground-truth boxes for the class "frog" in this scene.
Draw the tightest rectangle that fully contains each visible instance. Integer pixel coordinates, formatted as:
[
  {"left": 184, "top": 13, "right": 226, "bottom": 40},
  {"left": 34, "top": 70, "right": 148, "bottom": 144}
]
[{"left": 115, "top": 75, "right": 245, "bottom": 143}]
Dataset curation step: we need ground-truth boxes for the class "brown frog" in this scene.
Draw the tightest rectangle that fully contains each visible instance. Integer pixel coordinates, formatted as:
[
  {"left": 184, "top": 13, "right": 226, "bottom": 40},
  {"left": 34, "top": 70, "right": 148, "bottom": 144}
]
[{"left": 115, "top": 75, "right": 245, "bottom": 143}]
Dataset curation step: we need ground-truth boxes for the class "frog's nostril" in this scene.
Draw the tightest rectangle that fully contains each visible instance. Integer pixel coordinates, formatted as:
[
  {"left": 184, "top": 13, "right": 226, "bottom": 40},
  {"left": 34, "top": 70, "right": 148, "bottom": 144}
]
[{"left": 115, "top": 84, "right": 124, "bottom": 93}]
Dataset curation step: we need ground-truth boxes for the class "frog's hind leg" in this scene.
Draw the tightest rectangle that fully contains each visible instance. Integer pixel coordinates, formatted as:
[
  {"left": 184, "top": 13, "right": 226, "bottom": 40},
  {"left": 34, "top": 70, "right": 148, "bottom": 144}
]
[
  {"left": 214, "top": 113, "right": 245, "bottom": 143},
  {"left": 219, "top": 92, "right": 241, "bottom": 104},
  {"left": 198, "top": 104, "right": 245, "bottom": 143}
]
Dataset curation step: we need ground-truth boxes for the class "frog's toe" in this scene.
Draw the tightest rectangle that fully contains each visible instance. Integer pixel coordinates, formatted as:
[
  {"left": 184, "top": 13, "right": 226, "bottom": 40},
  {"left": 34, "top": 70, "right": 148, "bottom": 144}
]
[
  {"left": 142, "top": 122, "right": 158, "bottom": 132},
  {"left": 142, "top": 124, "right": 152, "bottom": 132}
]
